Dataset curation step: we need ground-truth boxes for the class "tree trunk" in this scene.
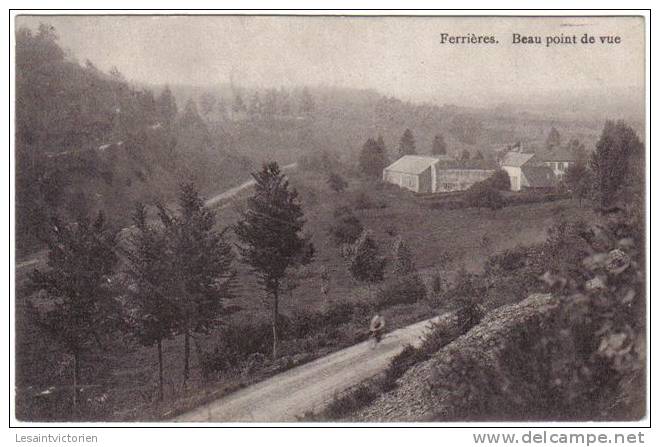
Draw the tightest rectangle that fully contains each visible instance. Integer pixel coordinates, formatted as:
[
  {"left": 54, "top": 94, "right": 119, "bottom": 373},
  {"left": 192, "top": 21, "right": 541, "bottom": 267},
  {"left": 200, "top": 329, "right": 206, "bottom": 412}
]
[
  {"left": 157, "top": 339, "right": 164, "bottom": 402},
  {"left": 183, "top": 329, "right": 190, "bottom": 386},
  {"left": 272, "top": 290, "right": 279, "bottom": 359}
]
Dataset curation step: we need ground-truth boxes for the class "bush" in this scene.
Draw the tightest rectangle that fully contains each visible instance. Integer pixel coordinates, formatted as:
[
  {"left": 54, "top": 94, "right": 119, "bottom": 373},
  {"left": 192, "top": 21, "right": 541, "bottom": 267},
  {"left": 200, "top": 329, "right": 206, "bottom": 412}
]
[
  {"left": 428, "top": 202, "right": 645, "bottom": 421},
  {"left": 384, "top": 224, "right": 399, "bottom": 236},
  {"left": 327, "top": 172, "right": 348, "bottom": 192},
  {"left": 353, "top": 192, "right": 386, "bottom": 210},
  {"left": 467, "top": 183, "right": 506, "bottom": 211},
  {"left": 199, "top": 321, "right": 275, "bottom": 377},
  {"left": 376, "top": 273, "right": 427, "bottom": 308},
  {"left": 487, "top": 169, "right": 511, "bottom": 191},
  {"left": 427, "top": 199, "right": 468, "bottom": 211},
  {"left": 328, "top": 210, "right": 364, "bottom": 245},
  {"left": 430, "top": 271, "right": 446, "bottom": 295},
  {"left": 379, "top": 345, "right": 427, "bottom": 391},
  {"left": 505, "top": 192, "right": 570, "bottom": 206}
]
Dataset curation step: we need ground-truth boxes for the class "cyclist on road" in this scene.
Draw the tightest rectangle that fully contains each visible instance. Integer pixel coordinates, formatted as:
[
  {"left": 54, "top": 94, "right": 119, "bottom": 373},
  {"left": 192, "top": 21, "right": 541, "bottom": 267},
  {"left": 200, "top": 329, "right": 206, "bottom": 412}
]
[{"left": 369, "top": 314, "right": 386, "bottom": 344}]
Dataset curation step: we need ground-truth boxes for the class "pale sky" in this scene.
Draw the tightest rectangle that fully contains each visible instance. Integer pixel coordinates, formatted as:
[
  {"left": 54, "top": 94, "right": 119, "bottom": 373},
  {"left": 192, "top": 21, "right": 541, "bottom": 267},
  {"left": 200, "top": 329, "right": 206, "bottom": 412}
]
[{"left": 15, "top": 15, "right": 645, "bottom": 105}]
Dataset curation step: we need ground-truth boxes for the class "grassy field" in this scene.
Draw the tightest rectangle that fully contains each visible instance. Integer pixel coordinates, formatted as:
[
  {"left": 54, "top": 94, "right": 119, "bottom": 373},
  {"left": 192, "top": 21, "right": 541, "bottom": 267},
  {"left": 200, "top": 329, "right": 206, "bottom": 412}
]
[{"left": 14, "top": 170, "right": 594, "bottom": 421}]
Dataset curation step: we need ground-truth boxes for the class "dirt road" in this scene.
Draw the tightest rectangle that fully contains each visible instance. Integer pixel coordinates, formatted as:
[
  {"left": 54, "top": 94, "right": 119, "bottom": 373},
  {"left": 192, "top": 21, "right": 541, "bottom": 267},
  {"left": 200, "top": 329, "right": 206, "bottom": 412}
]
[
  {"left": 204, "top": 162, "right": 297, "bottom": 208},
  {"left": 173, "top": 315, "right": 440, "bottom": 422}
]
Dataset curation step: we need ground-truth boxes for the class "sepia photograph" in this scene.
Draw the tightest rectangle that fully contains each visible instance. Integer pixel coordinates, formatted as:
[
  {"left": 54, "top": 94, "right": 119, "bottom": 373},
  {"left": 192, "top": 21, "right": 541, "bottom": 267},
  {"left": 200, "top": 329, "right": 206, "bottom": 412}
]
[{"left": 10, "top": 12, "right": 648, "bottom": 425}]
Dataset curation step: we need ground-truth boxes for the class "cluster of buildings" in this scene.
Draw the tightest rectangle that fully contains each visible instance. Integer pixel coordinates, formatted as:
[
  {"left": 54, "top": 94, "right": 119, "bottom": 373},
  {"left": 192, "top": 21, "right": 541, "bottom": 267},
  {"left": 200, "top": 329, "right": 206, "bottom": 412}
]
[{"left": 382, "top": 146, "right": 577, "bottom": 194}]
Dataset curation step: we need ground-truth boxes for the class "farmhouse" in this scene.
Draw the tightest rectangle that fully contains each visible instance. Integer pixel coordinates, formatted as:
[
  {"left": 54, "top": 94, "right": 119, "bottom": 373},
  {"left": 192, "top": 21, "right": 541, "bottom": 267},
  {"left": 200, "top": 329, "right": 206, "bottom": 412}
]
[
  {"left": 383, "top": 155, "right": 494, "bottom": 193},
  {"left": 541, "top": 148, "right": 577, "bottom": 179},
  {"left": 500, "top": 152, "right": 535, "bottom": 191},
  {"left": 500, "top": 151, "right": 557, "bottom": 191}
]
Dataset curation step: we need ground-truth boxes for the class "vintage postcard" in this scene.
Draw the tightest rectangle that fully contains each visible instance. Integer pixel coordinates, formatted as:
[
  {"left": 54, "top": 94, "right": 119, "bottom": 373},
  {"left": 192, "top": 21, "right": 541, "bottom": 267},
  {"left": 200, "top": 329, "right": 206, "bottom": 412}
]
[{"left": 11, "top": 13, "right": 647, "bottom": 426}]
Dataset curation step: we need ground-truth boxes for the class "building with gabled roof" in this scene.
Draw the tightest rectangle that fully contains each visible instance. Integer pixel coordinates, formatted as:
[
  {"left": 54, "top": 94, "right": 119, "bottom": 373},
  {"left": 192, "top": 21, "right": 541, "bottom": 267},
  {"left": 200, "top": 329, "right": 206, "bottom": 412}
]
[
  {"left": 540, "top": 148, "right": 577, "bottom": 179},
  {"left": 383, "top": 154, "right": 494, "bottom": 193},
  {"left": 500, "top": 151, "right": 536, "bottom": 168},
  {"left": 500, "top": 151, "right": 536, "bottom": 191},
  {"left": 500, "top": 150, "right": 560, "bottom": 191}
]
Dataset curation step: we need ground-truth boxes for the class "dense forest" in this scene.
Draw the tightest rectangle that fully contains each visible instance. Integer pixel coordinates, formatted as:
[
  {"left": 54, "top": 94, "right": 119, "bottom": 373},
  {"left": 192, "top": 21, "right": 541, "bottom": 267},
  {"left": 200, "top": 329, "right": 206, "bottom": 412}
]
[{"left": 15, "top": 25, "right": 252, "bottom": 255}]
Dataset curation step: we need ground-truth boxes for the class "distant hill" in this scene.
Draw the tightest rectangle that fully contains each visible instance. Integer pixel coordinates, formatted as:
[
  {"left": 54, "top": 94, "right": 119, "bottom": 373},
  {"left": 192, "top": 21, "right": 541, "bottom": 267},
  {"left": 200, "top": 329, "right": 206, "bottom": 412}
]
[
  {"left": 15, "top": 25, "right": 253, "bottom": 254},
  {"left": 16, "top": 23, "right": 641, "bottom": 255}
]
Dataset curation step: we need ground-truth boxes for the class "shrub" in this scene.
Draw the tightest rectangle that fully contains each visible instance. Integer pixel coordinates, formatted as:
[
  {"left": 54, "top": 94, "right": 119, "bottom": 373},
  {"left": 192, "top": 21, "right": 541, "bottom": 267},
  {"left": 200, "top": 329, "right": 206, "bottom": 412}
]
[
  {"left": 380, "top": 320, "right": 454, "bottom": 392},
  {"left": 487, "top": 169, "right": 511, "bottom": 191},
  {"left": 379, "top": 345, "right": 426, "bottom": 391},
  {"left": 353, "top": 192, "right": 386, "bottom": 210},
  {"left": 429, "top": 202, "right": 644, "bottom": 421},
  {"left": 505, "top": 192, "right": 570, "bottom": 206},
  {"left": 467, "top": 183, "right": 506, "bottom": 211},
  {"left": 440, "top": 270, "right": 485, "bottom": 332},
  {"left": 430, "top": 271, "right": 446, "bottom": 295},
  {"left": 427, "top": 199, "right": 468, "bottom": 211},
  {"left": 327, "top": 172, "right": 348, "bottom": 192},
  {"left": 384, "top": 224, "right": 399, "bottom": 236},
  {"left": 376, "top": 273, "right": 427, "bottom": 308},
  {"left": 328, "top": 210, "right": 364, "bottom": 245}
]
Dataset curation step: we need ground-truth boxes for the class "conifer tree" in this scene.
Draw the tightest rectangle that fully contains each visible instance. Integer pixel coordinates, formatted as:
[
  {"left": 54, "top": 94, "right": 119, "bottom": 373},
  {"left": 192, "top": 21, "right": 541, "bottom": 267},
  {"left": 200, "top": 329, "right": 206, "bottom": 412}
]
[
  {"left": 125, "top": 203, "right": 178, "bottom": 401},
  {"left": 28, "top": 212, "right": 119, "bottom": 409},
  {"left": 158, "top": 183, "right": 236, "bottom": 384},
  {"left": 359, "top": 137, "right": 388, "bottom": 178},
  {"left": 431, "top": 134, "right": 447, "bottom": 155},
  {"left": 348, "top": 230, "right": 387, "bottom": 300},
  {"left": 398, "top": 128, "right": 416, "bottom": 156},
  {"left": 235, "top": 162, "right": 314, "bottom": 358},
  {"left": 156, "top": 85, "right": 178, "bottom": 128},
  {"left": 392, "top": 236, "right": 416, "bottom": 276},
  {"left": 590, "top": 120, "right": 643, "bottom": 208}
]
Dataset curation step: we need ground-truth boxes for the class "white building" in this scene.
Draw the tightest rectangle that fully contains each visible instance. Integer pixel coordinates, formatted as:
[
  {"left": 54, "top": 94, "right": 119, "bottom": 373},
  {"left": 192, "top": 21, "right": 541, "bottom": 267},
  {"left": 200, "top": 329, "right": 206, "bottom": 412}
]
[
  {"left": 541, "top": 148, "right": 577, "bottom": 180},
  {"left": 383, "top": 155, "right": 494, "bottom": 193},
  {"left": 500, "top": 151, "right": 557, "bottom": 191},
  {"left": 500, "top": 152, "right": 535, "bottom": 191}
]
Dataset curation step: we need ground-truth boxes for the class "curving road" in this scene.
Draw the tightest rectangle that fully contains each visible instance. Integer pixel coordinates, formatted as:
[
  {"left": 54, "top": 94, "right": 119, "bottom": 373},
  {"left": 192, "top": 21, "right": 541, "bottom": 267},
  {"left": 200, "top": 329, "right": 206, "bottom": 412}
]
[
  {"left": 172, "top": 315, "right": 441, "bottom": 423},
  {"left": 204, "top": 162, "right": 297, "bottom": 208}
]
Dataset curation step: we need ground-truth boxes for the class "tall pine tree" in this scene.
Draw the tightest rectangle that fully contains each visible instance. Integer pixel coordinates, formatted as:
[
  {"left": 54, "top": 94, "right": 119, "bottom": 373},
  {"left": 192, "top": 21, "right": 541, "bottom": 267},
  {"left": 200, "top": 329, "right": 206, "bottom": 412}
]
[
  {"left": 28, "top": 212, "right": 119, "bottom": 409},
  {"left": 590, "top": 120, "right": 643, "bottom": 208},
  {"left": 234, "top": 162, "right": 314, "bottom": 358},
  {"left": 158, "top": 183, "right": 236, "bottom": 384},
  {"left": 431, "top": 134, "right": 447, "bottom": 155},
  {"left": 125, "top": 203, "right": 178, "bottom": 401},
  {"left": 398, "top": 128, "right": 416, "bottom": 157},
  {"left": 359, "top": 137, "right": 388, "bottom": 179}
]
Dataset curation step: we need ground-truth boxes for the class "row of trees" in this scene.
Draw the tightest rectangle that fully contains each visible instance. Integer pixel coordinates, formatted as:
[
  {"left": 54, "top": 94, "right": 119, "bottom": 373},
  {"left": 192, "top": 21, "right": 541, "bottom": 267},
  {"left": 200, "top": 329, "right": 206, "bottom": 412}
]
[
  {"left": 357, "top": 129, "right": 487, "bottom": 179},
  {"left": 197, "top": 87, "right": 316, "bottom": 120},
  {"left": 564, "top": 120, "right": 643, "bottom": 209},
  {"left": 28, "top": 163, "right": 312, "bottom": 405}
]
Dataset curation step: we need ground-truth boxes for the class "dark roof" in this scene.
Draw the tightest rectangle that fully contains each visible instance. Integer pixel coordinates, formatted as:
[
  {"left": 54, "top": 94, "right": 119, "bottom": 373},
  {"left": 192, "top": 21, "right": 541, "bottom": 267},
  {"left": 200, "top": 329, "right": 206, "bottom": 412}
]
[
  {"left": 542, "top": 148, "right": 577, "bottom": 162},
  {"left": 522, "top": 166, "right": 557, "bottom": 188}
]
